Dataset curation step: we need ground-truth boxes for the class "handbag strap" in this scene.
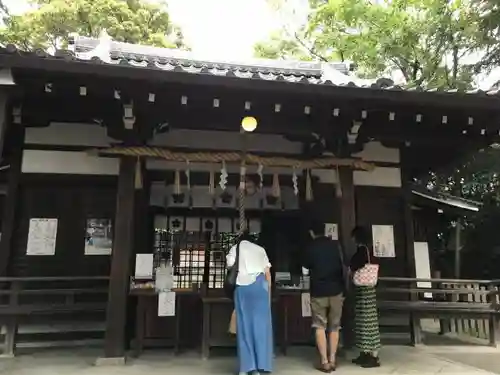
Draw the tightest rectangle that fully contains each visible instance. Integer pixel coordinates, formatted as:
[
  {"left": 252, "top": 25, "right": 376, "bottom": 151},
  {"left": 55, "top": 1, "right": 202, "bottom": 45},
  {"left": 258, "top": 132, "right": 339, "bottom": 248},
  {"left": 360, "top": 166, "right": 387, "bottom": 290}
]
[
  {"left": 233, "top": 240, "right": 241, "bottom": 273},
  {"left": 360, "top": 244, "right": 371, "bottom": 264}
]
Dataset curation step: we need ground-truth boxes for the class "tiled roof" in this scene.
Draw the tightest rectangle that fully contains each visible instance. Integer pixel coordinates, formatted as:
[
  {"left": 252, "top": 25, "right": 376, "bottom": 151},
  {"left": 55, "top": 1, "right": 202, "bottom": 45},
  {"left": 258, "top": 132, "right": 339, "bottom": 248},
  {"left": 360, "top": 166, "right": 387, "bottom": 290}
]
[
  {"left": 67, "top": 34, "right": 365, "bottom": 85},
  {"left": 411, "top": 185, "right": 482, "bottom": 212},
  {"left": 2, "top": 33, "right": 500, "bottom": 99}
]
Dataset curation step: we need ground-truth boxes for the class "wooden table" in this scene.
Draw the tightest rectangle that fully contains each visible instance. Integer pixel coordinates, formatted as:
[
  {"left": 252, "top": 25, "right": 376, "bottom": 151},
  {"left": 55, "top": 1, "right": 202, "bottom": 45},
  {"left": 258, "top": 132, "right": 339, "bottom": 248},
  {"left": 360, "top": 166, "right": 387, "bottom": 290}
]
[
  {"left": 276, "top": 288, "right": 312, "bottom": 356},
  {"left": 131, "top": 288, "right": 199, "bottom": 357},
  {"left": 200, "top": 295, "right": 278, "bottom": 360}
]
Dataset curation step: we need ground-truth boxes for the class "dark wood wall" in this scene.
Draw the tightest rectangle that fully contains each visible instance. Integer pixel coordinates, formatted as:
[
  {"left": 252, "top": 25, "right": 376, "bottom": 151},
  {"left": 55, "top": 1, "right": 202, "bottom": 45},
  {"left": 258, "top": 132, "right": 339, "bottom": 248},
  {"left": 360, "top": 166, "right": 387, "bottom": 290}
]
[
  {"left": 355, "top": 186, "right": 407, "bottom": 277},
  {"left": 8, "top": 174, "right": 117, "bottom": 277}
]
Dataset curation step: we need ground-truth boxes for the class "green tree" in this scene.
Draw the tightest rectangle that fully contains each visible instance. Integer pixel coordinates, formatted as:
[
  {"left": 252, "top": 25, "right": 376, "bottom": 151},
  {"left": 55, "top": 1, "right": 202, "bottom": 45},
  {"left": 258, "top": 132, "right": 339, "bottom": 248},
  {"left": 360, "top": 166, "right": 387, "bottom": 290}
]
[
  {"left": 474, "top": 0, "right": 500, "bottom": 71},
  {"left": 0, "top": 0, "right": 188, "bottom": 51},
  {"left": 255, "top": 0, "right": 484, "bottom": 89}
]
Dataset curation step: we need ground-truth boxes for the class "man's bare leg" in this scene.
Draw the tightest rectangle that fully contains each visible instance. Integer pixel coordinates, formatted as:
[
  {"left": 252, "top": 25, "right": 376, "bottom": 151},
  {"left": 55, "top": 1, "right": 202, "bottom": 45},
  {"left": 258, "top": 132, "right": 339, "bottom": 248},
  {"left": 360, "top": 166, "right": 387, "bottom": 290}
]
[
  {"left": 328, "top": 330, "right": 340, "bottom": 367},
  {"left": 315, "top": 328, "right": 329, "bottom": 365}
]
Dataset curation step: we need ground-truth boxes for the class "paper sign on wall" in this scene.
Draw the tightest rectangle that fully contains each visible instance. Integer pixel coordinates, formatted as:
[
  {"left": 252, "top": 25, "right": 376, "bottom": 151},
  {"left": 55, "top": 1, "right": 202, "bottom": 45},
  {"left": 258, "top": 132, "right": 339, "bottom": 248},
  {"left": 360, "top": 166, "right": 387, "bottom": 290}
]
[
  {"left": 301, "top": 292, "right": 311, "bottom": 317},
  {"left": 324, "top": 223, "right": 338, "bottom": 240},
  {"left": 84, "top": 219, "right": 112, "bottom": 255},
  {"left": 372, "top": 225, "right": 396, "bottom": 258},
  {"left": 135, "top": 254, "right": 154, "bottom": 279},
  {"left": 26, "top": 218, "right": 58, "bottom": 256},
  {"left": 158, "top": 291, "right": 176, "bottom": 317},
  {"left": 414, "top": 242, "right": 432, "bottom": 298}
]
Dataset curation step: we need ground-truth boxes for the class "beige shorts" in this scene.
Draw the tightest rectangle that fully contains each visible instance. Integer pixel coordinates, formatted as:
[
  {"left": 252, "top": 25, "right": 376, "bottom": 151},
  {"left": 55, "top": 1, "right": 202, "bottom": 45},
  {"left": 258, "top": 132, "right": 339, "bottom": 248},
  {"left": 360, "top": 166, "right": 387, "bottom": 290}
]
[{"left": 311, "top": 294, "right": 344, "bottom": 332}]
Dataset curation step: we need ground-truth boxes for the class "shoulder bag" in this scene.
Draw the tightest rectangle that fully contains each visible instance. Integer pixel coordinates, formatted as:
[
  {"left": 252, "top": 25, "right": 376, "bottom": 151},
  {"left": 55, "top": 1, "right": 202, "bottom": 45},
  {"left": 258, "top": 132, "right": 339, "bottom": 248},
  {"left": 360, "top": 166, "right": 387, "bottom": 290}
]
[
  {"left": 224, "top": 241, "right": 241, "bottom": 299},
  {"left": 352, "top": 245, "right": 379, "bottom": 287}
]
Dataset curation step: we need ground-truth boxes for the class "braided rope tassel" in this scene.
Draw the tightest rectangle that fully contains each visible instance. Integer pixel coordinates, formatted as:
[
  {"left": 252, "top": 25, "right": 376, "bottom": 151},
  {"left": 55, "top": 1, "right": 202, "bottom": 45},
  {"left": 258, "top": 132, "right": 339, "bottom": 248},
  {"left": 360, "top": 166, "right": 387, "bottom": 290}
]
[{"left": 238, "top": 163, "right": 247, "bottom": 234}]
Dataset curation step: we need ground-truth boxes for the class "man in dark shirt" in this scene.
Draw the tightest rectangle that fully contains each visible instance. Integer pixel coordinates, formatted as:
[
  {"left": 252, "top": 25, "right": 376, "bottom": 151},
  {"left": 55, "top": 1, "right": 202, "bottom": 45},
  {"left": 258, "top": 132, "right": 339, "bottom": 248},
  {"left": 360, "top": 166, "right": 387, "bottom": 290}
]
[{"left": 303, "top": 220, "right": 345, "bottom": 372}]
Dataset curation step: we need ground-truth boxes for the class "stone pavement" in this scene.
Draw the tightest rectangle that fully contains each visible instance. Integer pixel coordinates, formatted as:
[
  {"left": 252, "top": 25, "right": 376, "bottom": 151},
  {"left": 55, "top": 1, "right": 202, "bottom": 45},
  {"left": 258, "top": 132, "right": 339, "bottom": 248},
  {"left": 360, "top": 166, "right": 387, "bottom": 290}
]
[{"left": 0, "top": 345, "right": 498, "bottom": 375}]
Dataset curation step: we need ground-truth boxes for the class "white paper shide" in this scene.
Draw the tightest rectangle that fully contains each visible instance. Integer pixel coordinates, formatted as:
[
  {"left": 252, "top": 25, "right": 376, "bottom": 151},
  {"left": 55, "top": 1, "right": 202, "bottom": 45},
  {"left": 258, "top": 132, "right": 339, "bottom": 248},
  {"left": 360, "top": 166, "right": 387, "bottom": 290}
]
[
  {"left": 26, "top": 218, "right": 58, "bottom": 256},
  {"left": 372, "top": 225, "right": 395, "bottom": 258}
]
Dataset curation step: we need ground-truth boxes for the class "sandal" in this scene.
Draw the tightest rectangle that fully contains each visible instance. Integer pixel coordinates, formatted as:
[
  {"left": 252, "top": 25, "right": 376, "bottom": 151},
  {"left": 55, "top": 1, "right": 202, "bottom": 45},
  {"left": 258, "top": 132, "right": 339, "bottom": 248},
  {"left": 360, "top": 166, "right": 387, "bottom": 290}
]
[{"left": 315, "top": 362, "right": 331, "bottom": 373}]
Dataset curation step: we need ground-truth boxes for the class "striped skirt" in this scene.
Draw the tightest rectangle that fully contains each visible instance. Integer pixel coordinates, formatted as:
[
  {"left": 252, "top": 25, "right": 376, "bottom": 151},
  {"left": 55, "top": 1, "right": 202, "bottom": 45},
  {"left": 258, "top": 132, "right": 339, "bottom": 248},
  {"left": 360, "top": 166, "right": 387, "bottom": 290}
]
[{"left": 354, "top": 286, "right": 381, "bottom": 353}]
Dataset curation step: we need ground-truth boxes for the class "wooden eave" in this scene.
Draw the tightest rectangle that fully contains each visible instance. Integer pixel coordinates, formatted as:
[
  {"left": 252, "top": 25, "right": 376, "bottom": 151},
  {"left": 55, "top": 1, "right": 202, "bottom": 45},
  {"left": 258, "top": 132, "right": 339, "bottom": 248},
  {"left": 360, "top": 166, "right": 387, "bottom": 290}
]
[{"left": 2, "top": 50, "right": 500, "bottom": 111}]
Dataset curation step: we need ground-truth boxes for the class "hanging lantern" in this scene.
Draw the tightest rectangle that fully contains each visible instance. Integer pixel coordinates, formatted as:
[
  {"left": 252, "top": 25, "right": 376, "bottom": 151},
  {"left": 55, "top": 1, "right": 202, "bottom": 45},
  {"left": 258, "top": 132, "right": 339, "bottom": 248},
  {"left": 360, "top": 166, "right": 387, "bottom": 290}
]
[
  {"left": 335, "top": 166, "right": 343, "bottom": 198},
  {"left": 271, "top": 172, "right": 281, "bottom": 198},
  {"left": 305, "top": 169, "right": 313, "bottom": 201},
  {"left": 172, "top": 169, "right": 185, "bottom": 203},
  {"left": 208, "top": 168, "right": 215, "bottom": 196},
  {"left": 185, "top": 160, "right": 191, "bottom": 191},
  {"left": 174, "top": 169, "right": 181, "bottom": 195},
  {"left": 134, "top": 157, "right": 142, "bottom": 190}
]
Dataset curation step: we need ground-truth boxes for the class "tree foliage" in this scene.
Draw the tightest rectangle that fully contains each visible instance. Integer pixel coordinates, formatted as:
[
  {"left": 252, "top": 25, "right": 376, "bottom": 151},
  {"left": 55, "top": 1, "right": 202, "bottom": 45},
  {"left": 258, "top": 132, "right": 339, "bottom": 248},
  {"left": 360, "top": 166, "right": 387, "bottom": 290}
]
[
  {"left": 475, "top": 0, "right": 500, "bottom": 71},
  {"left": 0, "top": 0, "right": 187, "bottom": 51},
  {"left": 255, "top": 0, "right": 484, "bottom": 89}
]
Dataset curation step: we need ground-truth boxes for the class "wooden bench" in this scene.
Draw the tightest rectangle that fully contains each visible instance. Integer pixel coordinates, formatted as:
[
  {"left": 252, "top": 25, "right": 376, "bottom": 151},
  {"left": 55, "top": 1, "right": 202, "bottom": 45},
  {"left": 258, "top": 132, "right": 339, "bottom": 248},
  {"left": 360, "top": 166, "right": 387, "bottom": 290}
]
[
  {"left": 378, "top": 277, "right": 500, "bottom": 346},
  {"left": 0, "top": 276, "right": 109, "bottom": 357}
]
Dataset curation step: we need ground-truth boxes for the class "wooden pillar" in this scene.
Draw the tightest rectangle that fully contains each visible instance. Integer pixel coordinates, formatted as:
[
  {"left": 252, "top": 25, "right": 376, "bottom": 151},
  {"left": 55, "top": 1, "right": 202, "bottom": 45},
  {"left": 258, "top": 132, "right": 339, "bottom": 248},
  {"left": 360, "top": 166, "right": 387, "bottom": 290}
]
[
  {"left": 454, "top": 219, "right": 462, "bottom": 279},
  {"left": 0, "top": 94, "right": 24, "bottom": 276},
  {"left": 100, "top": 156, "right": 136, "bottom": 362},
  {"left": 337, "top": 167, "right": 356, "bottom": 349},
  {"left": 400, "top": 149, "right": 421, "bottom": 345}
]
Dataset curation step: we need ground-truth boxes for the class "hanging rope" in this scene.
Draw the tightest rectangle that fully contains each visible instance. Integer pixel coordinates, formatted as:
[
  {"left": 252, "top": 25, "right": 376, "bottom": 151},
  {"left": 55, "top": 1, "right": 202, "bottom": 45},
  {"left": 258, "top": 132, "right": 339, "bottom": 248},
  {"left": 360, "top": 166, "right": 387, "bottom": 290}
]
[
  {"left": 89, "top": 146, "right": 374, "bottom": 171},
  {"left": 239, "top": 132, "right": 248, "bottom": 234},
  {"left": 238, "top": 165, "right": 246, "bottom": 234}
]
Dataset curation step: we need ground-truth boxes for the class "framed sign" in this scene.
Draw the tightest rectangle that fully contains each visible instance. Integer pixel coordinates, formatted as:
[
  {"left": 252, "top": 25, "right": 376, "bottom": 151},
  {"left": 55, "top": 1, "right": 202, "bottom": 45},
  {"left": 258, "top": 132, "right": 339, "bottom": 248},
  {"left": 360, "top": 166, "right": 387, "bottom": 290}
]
[
  {"left": 84, "top": 218, "right": 113, "bottom": 255},
  {"left": 372, "top": 225, "right": 395, "bottom": 258},
  {"left": 26, "top": 218, "right": 58, "bottom": 256}
]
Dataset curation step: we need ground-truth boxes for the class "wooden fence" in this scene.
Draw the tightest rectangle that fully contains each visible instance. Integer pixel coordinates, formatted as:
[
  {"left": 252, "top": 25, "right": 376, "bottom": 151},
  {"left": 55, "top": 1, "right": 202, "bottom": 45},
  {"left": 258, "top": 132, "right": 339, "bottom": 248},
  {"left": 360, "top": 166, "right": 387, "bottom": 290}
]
[{"left": 441, "top": 282, "right": 500, "bottom": 340}]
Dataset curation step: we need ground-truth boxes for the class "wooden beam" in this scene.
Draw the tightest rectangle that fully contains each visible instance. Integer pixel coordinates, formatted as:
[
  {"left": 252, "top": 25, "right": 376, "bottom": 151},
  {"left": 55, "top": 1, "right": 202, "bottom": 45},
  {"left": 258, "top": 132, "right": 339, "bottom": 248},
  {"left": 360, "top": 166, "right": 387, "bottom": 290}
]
[
  {"left": 400, "top": 147, "right": 422, "bottom": 345},
  {"left": 102, "top": 156, "right": 136, "bottom": 359},
  {"left": 0, "top": 122, "right": 25, "bottom": 276},
  {"left": 337, "top": 167, "right": 356, "bottom": 349}
]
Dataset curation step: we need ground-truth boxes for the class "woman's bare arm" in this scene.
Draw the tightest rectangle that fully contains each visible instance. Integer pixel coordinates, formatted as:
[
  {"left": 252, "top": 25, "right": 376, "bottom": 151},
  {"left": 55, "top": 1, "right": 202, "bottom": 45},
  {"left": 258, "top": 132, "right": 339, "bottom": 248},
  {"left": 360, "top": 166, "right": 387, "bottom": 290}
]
[{"left": 264, "top": 267, "right": 272, "bottom": 299}]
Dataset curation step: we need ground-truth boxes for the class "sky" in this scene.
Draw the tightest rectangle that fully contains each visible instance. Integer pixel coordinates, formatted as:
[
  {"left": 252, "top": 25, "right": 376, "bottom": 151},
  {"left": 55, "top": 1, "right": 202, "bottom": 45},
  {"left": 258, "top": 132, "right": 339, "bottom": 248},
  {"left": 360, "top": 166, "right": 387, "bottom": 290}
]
[
  {"left": 3, "top": 0, "right": 499, "bottom": 88},
  {"left": 3, "top": 0, "right": 281, "bottom": 60}
]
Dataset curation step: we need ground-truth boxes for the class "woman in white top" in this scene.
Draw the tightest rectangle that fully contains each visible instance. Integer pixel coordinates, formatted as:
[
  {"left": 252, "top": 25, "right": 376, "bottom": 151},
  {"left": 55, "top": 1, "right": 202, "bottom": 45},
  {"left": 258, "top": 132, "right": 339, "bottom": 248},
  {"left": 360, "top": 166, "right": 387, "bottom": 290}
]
[{"left": 226, "top": 232, "right": 273, "bottom": 375}]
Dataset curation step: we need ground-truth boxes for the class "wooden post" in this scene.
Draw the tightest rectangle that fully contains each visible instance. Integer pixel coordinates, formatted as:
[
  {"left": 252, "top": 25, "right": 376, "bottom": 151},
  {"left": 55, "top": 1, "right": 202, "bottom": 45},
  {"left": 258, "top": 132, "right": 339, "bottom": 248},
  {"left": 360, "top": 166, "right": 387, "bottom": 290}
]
[
  {"left": 99, "top": 156, "right": 136, "bottom": 363},
  {"left": 454, "top": 219, "right": 462, "bottom": 279},
  {"left": 0, "top": 101, "right": 24, "bottom": 276},
  {"left": 400, "top": 149, "right": 421, "bottom": 345},
  {"left": 337, "top": 167, "right": 356, "bottom": 349}
]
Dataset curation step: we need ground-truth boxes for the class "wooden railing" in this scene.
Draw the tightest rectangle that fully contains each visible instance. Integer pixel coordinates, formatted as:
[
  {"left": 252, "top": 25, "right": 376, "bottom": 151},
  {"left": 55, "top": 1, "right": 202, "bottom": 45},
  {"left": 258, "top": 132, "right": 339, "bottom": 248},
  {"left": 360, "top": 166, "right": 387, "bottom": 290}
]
[
  {"left": 0, "top": 276, "right": 109, "bottom": 357},
  {"left": 377, "top": 277, "right": 500, "bottom": 346}
]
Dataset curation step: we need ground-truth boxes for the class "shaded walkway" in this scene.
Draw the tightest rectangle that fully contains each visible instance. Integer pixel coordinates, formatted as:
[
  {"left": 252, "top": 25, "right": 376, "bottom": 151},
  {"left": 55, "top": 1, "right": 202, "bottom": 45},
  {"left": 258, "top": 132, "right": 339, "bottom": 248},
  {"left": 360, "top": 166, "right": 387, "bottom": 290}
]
[{"left": 0, "top": 345, "right": 497, "bottom": 375}]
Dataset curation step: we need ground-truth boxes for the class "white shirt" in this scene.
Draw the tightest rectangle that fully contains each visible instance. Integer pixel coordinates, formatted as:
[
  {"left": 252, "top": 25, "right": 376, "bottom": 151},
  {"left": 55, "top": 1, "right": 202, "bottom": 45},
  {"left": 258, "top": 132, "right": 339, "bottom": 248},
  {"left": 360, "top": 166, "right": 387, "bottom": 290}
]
[{"left": 226, "top": 240, "right": 271, "bottom": 286}]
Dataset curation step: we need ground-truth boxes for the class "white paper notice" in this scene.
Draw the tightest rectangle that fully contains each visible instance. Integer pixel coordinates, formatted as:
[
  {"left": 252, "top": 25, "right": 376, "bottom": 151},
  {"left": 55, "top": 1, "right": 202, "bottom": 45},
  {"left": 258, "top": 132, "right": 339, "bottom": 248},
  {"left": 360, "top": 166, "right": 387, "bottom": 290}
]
[
  {"left": 155, "top": 264, "right": 174, "bottom": 292},
  {"left": 135, "top": 254, "right": 154, "bottom": 279},
  {"left": 324, "top": 223, "right": 339, "bottom": 240},
  {"left": 414, "top": 242, "right": 432, "bottom": 298},
  {"left": 26, "top": 218, "right": 58, "bottom": 256},
  {"left": 158, "top": 291, "right": 176, "bottom": 317},
  {"left": 372, "top": 225, "right": 396, "bottom": 258},
  {"left": 301, "top": 292, "right": 311, "bottom": 317}
]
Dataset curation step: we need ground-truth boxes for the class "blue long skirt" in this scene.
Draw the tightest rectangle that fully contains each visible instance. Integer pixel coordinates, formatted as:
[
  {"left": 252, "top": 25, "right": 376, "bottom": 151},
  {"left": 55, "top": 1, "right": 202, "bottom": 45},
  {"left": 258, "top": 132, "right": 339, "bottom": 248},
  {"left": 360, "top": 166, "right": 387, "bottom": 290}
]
[{"left": 235, "top": 273, "right": 273, "bottom": 373}]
